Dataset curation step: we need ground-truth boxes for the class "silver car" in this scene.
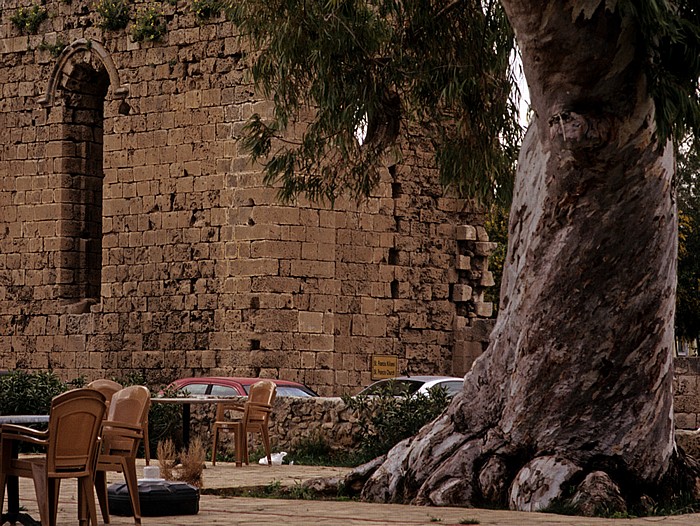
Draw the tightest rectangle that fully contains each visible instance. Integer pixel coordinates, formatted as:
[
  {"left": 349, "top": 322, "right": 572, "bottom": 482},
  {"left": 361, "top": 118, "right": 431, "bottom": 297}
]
[{"left": 356, "top": 375, "right": 464, "bottom": 397}]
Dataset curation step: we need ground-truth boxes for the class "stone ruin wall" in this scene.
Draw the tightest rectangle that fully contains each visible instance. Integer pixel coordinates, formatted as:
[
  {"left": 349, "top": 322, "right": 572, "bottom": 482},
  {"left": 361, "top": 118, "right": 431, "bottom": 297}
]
[{"left": 0, "top": 0, "right": 496, "bottom": 396}]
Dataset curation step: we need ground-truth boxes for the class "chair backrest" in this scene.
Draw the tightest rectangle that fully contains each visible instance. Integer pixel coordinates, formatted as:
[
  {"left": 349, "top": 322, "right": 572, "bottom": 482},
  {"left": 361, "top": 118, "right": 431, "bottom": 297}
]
[
  {"left": 87, "top": 379, "right": 123, "bottom": 410},
  {"left": 103, "top": 385, "right": 150, "bottom": 454},
  {"left": 247, "top": 380, "right": 277, "bottom": 422},
  {"left": 46, "top": 388, "right": 106, "bottom": 476}
]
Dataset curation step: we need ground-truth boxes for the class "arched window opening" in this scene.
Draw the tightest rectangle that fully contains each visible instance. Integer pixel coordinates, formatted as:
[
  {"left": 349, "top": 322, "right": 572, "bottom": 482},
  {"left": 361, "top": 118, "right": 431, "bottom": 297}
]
[{"left": 57, "top": 63, "right": 109, "bottom": 301}]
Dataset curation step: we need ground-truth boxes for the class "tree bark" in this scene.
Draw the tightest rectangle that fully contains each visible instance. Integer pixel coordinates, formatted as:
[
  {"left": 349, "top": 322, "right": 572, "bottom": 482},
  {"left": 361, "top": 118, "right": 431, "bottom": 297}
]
[{"left": 360, "top": 1, "right": 700, "bottom": 512}]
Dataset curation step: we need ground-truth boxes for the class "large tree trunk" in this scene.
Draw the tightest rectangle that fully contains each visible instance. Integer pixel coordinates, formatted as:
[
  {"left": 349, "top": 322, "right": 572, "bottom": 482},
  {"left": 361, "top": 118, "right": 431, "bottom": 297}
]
[{"left": 360, "top": 1, "right": 700, "bottom": 513}]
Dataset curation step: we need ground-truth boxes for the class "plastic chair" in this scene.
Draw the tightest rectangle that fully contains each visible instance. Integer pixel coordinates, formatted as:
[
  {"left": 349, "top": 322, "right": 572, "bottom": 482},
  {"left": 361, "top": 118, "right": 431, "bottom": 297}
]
[
  {"left": 88, "top": 379, "right": 151, "bottom": 465},
  {"left": 87, "top": 379, "right": 122, "bottom": 410},
  {"left": 211, "top": 380, "right": 276, "bottom": 466},
  {"left": 94, "top": 385, "right": 151, "bottom": 525},
  {"left": 0, "top": 388, "right": 106, "bottom": 526}
]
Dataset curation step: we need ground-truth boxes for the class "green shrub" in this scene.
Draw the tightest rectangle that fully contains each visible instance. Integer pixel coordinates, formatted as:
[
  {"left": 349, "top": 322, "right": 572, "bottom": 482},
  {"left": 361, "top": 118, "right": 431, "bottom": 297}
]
[
  {"left": 0, "top": 370, "right": 69, "bottom": 415},
  {"left": 95, "top": 0, "right": 130, "bottom": 30},
  {"left": 38, "top": 38, "right": 67, "bottom": 58},
  {"left": 191, "top": 0, "right": 222, "bottom": 22},
  {"left": 10, "top": 4, "right": 48, "bottom": 34},
  {"left": 287, "top": 434, "right": 360, "bottom": 467},
  {"left": 146, "top": 385, "right": 183, "bottom": 456},
  {"left": 131, "top": 7, "right": 166, "bottom": 43},
  {"left": 343, "top": 383, "right": 451, "bottom": 464}
]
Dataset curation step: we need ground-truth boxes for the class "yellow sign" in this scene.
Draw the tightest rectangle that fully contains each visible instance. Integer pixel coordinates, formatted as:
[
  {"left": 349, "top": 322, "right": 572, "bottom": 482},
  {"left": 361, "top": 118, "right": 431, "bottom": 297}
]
[{"left": 371, "top": 355, "right": 398, "bottom": 380}]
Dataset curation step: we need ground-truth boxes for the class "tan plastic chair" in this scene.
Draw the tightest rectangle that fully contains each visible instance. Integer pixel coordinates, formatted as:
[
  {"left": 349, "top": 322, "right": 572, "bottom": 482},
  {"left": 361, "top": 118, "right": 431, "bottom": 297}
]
[
  {"left": 87, "top": 378, "right": 123, "bottom": 410},
  {"left": 211, "top": 380, "right": 276, "bottom": 466},
  {"left": 0, "top": 388, "right": 106, "bottom": 526},
  {"left": 88, "top": 379, "right": 151, "bottom": 465},
  {"left": 94, "top": 385, "right": 151, "bottom": 525}
]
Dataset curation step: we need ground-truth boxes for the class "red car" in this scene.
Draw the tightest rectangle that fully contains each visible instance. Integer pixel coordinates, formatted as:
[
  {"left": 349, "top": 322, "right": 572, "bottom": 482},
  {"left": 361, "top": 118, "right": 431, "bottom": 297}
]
[{"left": 167, "top": 377, "right": 318, "bottom": 398}]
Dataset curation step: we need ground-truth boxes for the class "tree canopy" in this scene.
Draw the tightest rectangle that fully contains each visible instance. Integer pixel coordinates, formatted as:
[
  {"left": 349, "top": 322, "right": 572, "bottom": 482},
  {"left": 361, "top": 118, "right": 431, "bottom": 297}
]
[
  {"left": 677, "top": 142, "right": 700, "bottom": 344},
  {"left": 226, "top": 0, "right": 522, "bottom": 206},
  {"left": 226, "top": 0, "right": 700, "bottom": 208}
]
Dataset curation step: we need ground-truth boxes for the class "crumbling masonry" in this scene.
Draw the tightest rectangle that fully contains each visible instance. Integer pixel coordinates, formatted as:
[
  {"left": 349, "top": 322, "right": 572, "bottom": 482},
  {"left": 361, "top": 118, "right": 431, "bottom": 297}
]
[{"left": 0, "top": 0, "right": 496, "bottom": 395}]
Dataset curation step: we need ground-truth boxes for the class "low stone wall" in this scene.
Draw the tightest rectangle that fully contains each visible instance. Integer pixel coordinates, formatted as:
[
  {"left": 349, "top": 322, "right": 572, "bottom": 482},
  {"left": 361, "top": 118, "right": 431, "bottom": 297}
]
[
  {"left": 182, "top": 358, "right": 700, "bottom": 458},
  {"left": 674, "top": 357, "right": 700, "bottom": 430},
  {"left": 188, "top": 396, "right": 363, "bottom": 454}
]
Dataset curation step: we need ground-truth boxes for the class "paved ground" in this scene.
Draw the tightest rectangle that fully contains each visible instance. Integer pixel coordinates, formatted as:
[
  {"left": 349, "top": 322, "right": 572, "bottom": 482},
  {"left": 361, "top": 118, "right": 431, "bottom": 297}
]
[{"left": 5, "top": 460, "right": 700, "bottom": 525}]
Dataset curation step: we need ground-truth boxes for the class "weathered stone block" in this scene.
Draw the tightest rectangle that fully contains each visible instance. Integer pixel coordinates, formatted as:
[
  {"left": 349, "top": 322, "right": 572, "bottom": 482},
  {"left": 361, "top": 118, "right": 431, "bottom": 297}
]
[
  {"left": 452, "top": 284, "right": 473, "bottom": 302},
  {"left": 456, "top": 225, "right": 477, "bottom": 240}
]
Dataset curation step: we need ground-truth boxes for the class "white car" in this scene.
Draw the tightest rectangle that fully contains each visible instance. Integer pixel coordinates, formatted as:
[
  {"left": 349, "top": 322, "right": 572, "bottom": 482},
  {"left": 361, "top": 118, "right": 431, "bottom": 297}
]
[{"left": 355, "top": 376, "right": 464, "bottom": 397}]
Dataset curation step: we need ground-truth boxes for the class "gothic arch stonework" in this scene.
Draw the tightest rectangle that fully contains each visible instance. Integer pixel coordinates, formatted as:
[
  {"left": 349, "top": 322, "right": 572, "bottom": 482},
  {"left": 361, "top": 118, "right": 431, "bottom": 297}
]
[{"left": 38, "top": 38, "right": 128, "bottom": 108}]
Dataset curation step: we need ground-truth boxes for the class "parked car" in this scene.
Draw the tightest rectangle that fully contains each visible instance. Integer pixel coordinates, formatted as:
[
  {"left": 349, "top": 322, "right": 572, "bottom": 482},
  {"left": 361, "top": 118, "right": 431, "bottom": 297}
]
[
  {"left": 167, "top": 376, "right": 319, "bottom": 398},
  {"left": 355, "top": 376, "right": 464, "bottom": 397}
]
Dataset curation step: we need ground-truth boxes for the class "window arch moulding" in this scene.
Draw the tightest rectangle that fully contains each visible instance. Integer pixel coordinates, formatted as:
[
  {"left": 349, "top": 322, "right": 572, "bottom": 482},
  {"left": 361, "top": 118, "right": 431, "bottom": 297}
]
[{"left": 38, "top": 38, "right": 129, "bottom": 108}]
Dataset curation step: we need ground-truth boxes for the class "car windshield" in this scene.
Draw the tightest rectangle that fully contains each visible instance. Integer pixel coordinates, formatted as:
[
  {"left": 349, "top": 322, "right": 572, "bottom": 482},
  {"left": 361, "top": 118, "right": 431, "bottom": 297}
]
[
  {"left": 210, "top": 385, "right": 240, "bottom": 397},
  {"left": 178, "top": 383, "right": 209, "bottom": 396},
  {"left": 430, "top": 381, "right": 463, "bottom": 397},
  {"left": 275, "top": 386, "right": 315, "bottom": 397},
  {"left": 241, "top": 384, "right": 316, "bottom": 397}
]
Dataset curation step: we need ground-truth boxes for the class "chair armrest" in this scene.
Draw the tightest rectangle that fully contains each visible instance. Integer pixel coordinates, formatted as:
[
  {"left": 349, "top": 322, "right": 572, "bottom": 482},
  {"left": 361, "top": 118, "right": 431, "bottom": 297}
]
[
  {"left": 0, "top": 424, "right": 49, "bottom": 446},
  {"left": 1, "top": 423, "right": 49, "bottom": 438},
  {"left": 218, "top": 402, "right": 245, "bottom": 412},
  {"left": 216, "top": 402, "right": 245, "bottom": 419},
  {"left": 101, "top": 421, "right": 144, "bottom": 440},
  {"left": 245, "top": 402, "right": 272, "bottom": 413}
]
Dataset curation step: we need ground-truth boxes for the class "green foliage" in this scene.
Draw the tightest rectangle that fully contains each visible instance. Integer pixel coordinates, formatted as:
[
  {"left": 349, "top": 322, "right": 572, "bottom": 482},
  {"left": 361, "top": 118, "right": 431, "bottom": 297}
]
[
  {"left": 11, "top": 4, "right": 48, "bottom": 34},
  {"left": 619, "top": 1, "right": 700, "bottom": 152},
  {"left": 95, "top": 0, "right": 130, "bottom": 30},
  {"left": 225, "top": 0, "right": 521, "bottom": 206},
  {"left": 131, "top": 6, "right": 166, "bottom": 43},
  {"left": 484, "top": 206, "right": 509, "bottom": 315},
  {"left": 287, "top": 434, "right": 359, "bottom": 467},
  {"left": 677, "top": 210, "right": 700, "bottom": 342},
  {"left": 191, "top": 0, "right": 223, "bottom": 22},
  {"left": 226, "top": 480, "right": 317, "bottom": 499},
  {"left": 225, "top": 0, "right": 700, "bottom": 208},
  {"left": 0, "top": 370, "right": 68, "bottom": 415},
  {"left": 147, "top": 386, "right": 184, "bottom": 456},
  {"left": 38, "top": 37, "right": 67, "bottom": 58},
  {"left": 343, "top": 383, "right": 451, "bottom": 463},
  {"left": 676, "top": 140, "right": 700, "bottom": 343}
]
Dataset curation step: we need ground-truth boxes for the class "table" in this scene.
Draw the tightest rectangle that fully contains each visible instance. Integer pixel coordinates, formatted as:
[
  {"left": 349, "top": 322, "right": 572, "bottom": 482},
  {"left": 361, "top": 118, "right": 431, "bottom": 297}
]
[
  {"left": 0, "top": 415, "right": 50, "bottom": 526},
  {"left": 151, "top": 397, "right": 235, "bottom": 447}
]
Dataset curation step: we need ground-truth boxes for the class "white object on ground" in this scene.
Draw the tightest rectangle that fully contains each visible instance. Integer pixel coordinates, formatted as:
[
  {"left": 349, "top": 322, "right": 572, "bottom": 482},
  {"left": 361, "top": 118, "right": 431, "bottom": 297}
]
[
  {"left": 141, "top": 465, "right": 163, "bottom": 480},
  {"left": 259, "top": 452, "right": 287, "bottom": 465}
]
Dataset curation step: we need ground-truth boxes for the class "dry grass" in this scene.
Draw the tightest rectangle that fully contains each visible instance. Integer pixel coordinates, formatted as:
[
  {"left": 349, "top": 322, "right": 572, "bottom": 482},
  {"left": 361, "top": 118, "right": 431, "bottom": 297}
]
[
  {"left": 179, "top": 437, "right": 206, "bottom": 488},
  {"left": 156, "top": 437, "right": 205, "bottom": 488},
  {"left": 157, "top": 438, "right": 177, "bottom": 481}
]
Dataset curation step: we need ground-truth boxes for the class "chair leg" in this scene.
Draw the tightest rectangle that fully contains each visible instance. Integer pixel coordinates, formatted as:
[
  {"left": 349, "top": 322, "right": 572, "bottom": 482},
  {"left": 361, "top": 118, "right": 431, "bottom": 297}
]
[
  {"left": 122, "top": 457, "right": 142, "bottom": 525},
  {"left": 80, "top": 476, "right": 99, "bottom": 526},
  {"left": 235, "top": 427, "right": 243, "bottom": 467},
  {"left": 78, "top": 478, "right": 87, "bottom": 526},
  {"left": 30, "top": 463, "right": 50, "bottom": 526},
  {"left": 0, "top": 444, "right": 8, "bottom": 516},
  {"left": 211, "top": 425, "right": 219, "bottom": 466},
  {"left": 242, "top": 430, "right": 250, "bottom": 466},
  {"left": 143, "top": 416, "right": 151, "bottom": 466},
  {"left": 95, "top": 470, "right": 110, "bottom": 524},
  {"left": 0, "top": 469, "right": 6, "bottom": 516},
  {"left": 261, "top": 428, "right": 272, "bottom": 466}
]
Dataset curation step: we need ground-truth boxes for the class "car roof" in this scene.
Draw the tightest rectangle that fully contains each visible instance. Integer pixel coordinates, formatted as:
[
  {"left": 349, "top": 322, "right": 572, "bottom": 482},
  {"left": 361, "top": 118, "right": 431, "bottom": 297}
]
[
  {"left": 375, "top": 376, "right": 463, "bottom": 382},
  {"left": 173, "top": 376, "right": 307, "bottom": 387}
]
